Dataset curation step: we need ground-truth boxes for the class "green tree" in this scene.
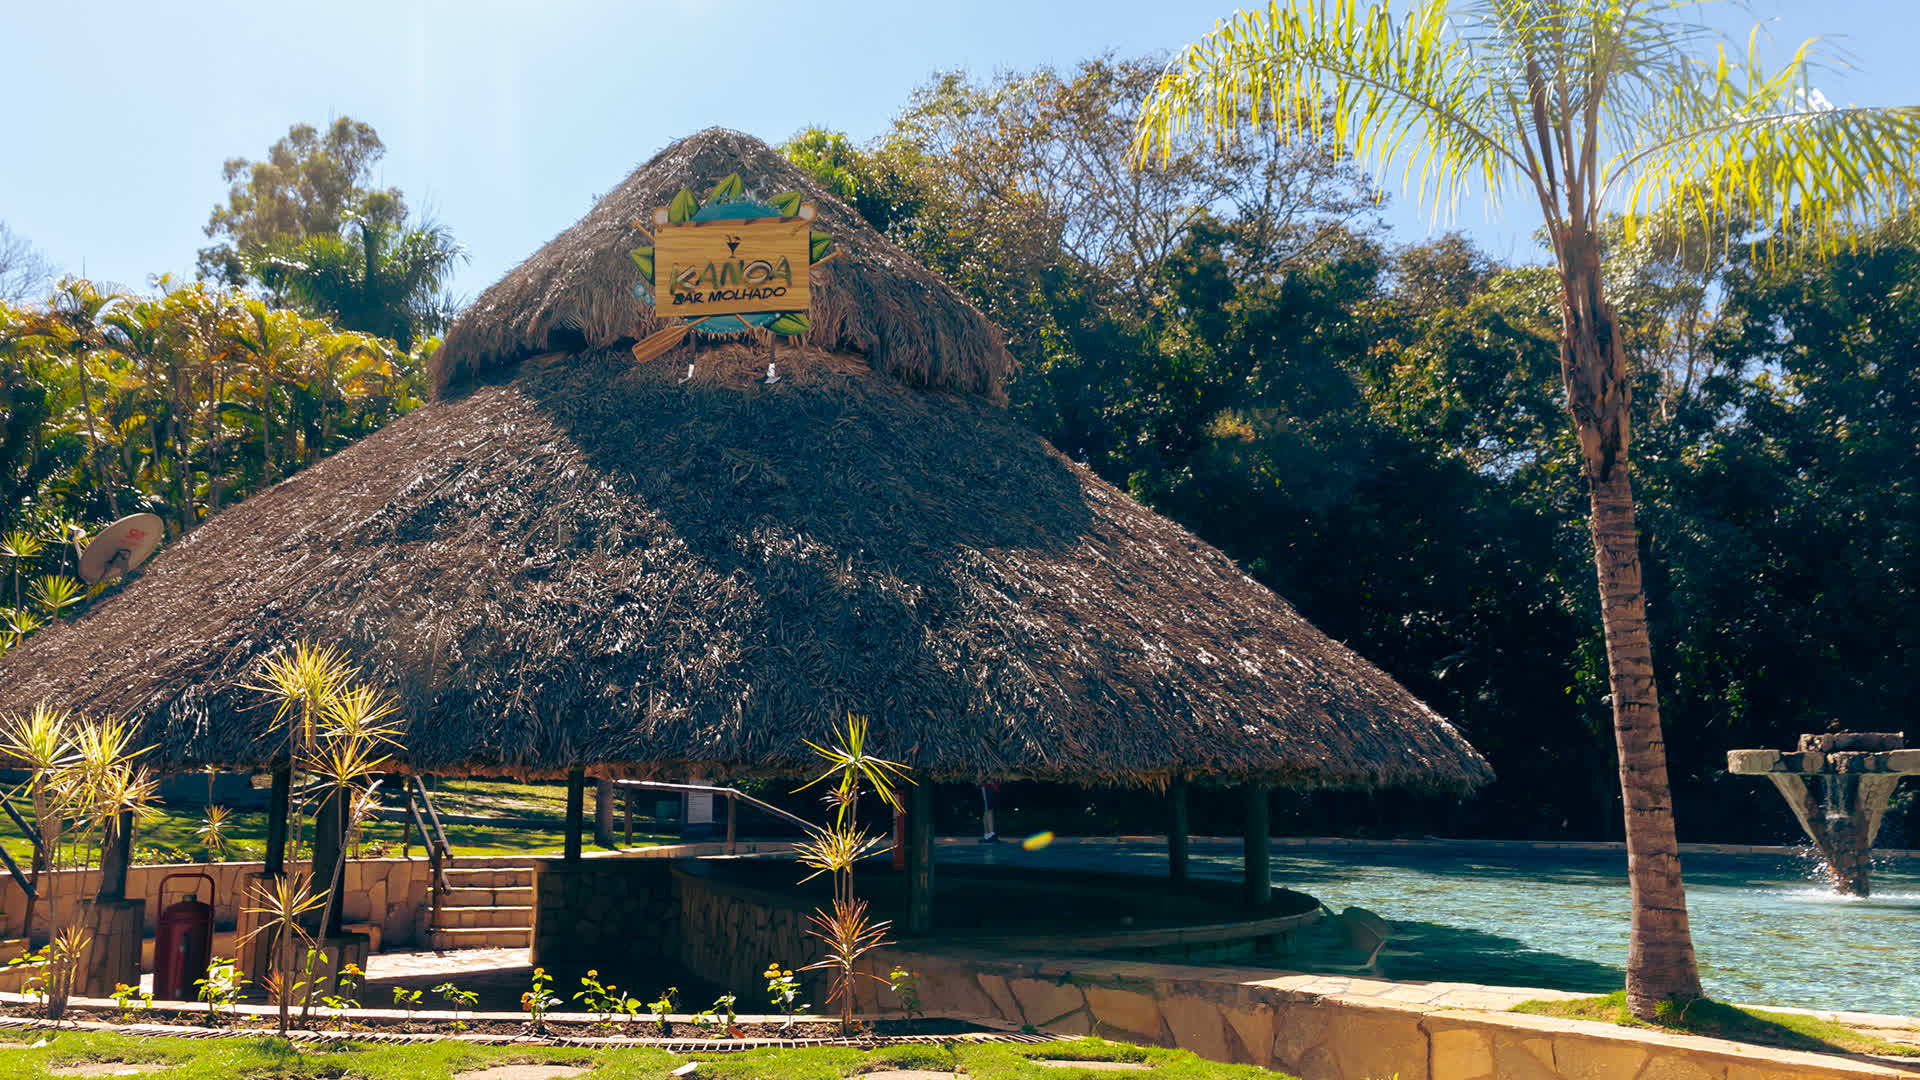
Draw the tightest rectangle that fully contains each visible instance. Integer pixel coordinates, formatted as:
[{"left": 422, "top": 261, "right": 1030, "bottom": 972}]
[
  {"left": 197, "top": 118, "right": 404, "bottom": 288},
  {"left": 1137, "top": 0, "right": 1920, "bottom": 1014},
  {"left": 248, "top": 218, "right": 463, "bottom": 349}
]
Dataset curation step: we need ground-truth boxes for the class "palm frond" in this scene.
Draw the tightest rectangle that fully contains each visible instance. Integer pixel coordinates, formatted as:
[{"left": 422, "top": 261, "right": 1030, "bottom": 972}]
[
  {"left": 1135, "top": 0, "right": 1524, "bottom": 217},
  {"left": 1613, "top": 31, "right": 1920, "bottom": 255}
]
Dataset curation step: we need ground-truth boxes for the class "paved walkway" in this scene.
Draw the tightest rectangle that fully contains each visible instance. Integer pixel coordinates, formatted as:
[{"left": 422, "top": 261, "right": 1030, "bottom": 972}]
[{"left": 362, "top": 947, "right": 534, "bottom": 1010}]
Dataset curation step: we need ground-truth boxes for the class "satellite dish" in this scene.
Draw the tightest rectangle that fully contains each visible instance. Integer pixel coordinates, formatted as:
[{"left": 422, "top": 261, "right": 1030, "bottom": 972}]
[{"left": 78, "top": 513, "right": 165, "bottom": 585}]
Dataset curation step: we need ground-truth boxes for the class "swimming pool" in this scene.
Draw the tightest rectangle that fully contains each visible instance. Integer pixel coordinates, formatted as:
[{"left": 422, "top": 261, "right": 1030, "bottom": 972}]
[{"left": 936, "top": 838, "right": 1920, "bottom": 1017}]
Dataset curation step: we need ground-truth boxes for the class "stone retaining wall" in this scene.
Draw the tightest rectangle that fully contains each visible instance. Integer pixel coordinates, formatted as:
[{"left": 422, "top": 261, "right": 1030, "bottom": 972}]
[
  {"left": 529, "top": 858, "right": 679, "bottom": 984},
  {"left": 673, "top": 865, "right": 819, "bottom": 1000},
  {"left": 852, "top": 948, "right": 1917, "bottom": 1080}
]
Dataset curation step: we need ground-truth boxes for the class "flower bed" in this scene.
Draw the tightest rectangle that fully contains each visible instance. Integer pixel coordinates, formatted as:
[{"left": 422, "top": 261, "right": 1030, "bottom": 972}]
[{"left": 0, "top": 992, "right": 1012, "bottom": 1047}]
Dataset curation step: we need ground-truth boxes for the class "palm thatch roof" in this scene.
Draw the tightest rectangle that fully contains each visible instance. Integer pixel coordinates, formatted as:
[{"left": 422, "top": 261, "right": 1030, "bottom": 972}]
[
  {"left": 0, "top": 131, "right": 1490, "bottom": 792},
  {"left": 434, "top": 127, "right": 1011, "bottom": 399}
]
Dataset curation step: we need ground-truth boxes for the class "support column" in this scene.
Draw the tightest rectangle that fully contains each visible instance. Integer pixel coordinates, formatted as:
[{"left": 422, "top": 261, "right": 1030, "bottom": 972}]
[
  {"left": 80, "top": 809, "right": 142, "bottom": 996},
  {"left": 594, "top": 777, "right": 615, "bottom": 849},
  {"left": 565, "top": 766, "right": 585, "bottom": 863},
  {"left": 1243, "top": 782, "right": 1270, "bottom": 909},
  {"left": 1168, "top": 777, "right": 1190, "bottom": 882},
  {"left": 311, "top": 789, "right": 346, "bottom": 936},
  {"left": 96, "top": 810, "right": 133, "bottom": 901},
  {"left": 264, "top": 766, "right": 291, "bottom": 877},
  {"left": 908, "top": 781, "right": 934, "bottom": 935},
  {"left": 242, "top": 766, "right": 294, "bottom": 1001},
  {"left": 725, "top": 796, "right": 737, "bottom": 855}
]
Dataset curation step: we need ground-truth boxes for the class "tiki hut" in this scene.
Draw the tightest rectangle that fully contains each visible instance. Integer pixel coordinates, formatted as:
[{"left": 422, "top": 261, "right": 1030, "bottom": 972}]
[{"left": 0, "top": 129, "right": 1489, "bottom": 926}]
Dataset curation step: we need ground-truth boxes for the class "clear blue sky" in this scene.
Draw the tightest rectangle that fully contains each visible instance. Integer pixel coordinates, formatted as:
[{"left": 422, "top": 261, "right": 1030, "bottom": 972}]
[{"left": 2, "top": 0, "right": 1912, "bottom": 302}]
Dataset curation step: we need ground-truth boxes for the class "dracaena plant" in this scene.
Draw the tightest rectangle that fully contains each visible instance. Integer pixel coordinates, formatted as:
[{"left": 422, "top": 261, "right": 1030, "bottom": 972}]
[
  {"left": 244, "top": 639, "right": 403, "bottom": 1028},
  {"left": 791, "top": 713, "right": 911, "bottom": 1031},
  {"left": 0, "top": 703, "right": 158, "bottom": 1019}
]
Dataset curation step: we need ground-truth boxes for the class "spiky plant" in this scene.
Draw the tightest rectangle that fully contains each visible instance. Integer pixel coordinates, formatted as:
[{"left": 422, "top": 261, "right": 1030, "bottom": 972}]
[
  {"left": 246, "top": 639, "right": 355, "bottom": 750},
  {"left": 0, "top": 702, "right": 77, "bottom": 941},
  {"left": 196, "top": 805, "right": 235, "bottom": 860},
  {"left": 28, "top": 575, "right": 83, "bottom": 619},
  {"left": 792, "top": 714, "right": 911, "bottom": 1031},
  {"left": 240, "top": 873, "right": 326, "bottom": 1034},
  {"left": 0, "top": 530, "right": 43, "bottom": 609}
]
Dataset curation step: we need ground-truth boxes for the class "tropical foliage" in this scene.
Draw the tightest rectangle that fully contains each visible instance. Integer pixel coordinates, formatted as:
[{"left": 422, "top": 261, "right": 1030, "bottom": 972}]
[
  {"left": 1135, "top": 0, "right": 1919, "bottom": 1014},
  {"left": 0, "top": 276, "right": 433, "bottom": 661},
  {"left": 783, "top": 49, "right": 1920, "bottom": 924}
]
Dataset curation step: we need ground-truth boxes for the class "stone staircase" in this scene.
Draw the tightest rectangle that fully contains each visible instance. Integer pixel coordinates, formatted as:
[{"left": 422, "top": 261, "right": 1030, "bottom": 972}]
[{"left": 428, "top": 863, "right": 535, "bottom": 950}]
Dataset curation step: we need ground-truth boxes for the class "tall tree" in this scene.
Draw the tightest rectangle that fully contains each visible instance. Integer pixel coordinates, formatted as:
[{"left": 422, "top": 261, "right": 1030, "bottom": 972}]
[
  {"left": 1137, "top": 0, "right": 1920, "bottom": 1015},
  {"left": 197, "top": 118, "right": 404, "bottom": 288},
  {"left": 248, "top": 218, "right": 463, "bottom": 349}
]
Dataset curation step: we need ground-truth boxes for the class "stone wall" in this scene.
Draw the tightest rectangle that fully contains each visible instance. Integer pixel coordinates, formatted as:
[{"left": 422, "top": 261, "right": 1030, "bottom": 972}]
[
  {"left": 852, "top": 948, "right": 1916, "bottom": 1080},
  {"left": 529, "top": 858, "right": 679, "bottom": 986},
  {"left": 0, "top": 858, "right": 444, "bottom": 944},
  {"left": 673, "top": 864, "right": 820, "bottom": 1001}
]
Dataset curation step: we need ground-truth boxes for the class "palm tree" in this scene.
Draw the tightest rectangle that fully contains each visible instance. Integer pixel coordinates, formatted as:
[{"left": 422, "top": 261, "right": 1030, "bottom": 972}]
[
  {"left": 250, "top": 218, "right": 463, "bottom": 350},
  {"left": 1135, "top": 0, "right": 1920, "bottom": 1016},
  {"left": 227, "top": 301, "right": 305, "bottom": 485},
  {"left": 40, "top": 281, "right": 124, "bottom": 517}
]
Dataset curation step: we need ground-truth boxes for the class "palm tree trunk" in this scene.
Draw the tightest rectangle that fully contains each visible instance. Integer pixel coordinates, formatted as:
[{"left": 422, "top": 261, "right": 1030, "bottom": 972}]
[
  {"left": 1587, "top": 459, "right": 1702, "bottom": 1015},
  {"left": 1560, "top": 250, "right": 1702, "bottom": 1017},
  {"left": 73, "top": 349, "right": 120, "bottom": 519}
]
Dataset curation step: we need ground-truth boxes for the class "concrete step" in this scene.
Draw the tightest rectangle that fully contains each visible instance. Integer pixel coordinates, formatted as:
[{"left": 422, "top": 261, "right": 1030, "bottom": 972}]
[
  {"left": 433, "top": 904, "right": 534, "bottom": 930},
  {"left": 442, "top": 884, "right": 534, "bottom": 907},
  {"left": 440, "top": 866, "right": 533, "bottom": 889},
  {"left": 428, "top": 926, "right": 532, "bottom": 950}
]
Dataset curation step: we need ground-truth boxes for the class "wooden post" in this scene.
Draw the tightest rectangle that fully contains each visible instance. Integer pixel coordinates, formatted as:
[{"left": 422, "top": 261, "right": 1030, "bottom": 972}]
[
  {"left": 1243, "top": 782, "right": 1271, "bottom": 909},
  {"left": 594, "top": 777, "right": 616, "bottom": 849},
  {"left": 624, "top": 790, "right": 634, "bottom": 847},
  {"left": 264, "top": 766, "right": 291, "bottom": 877},
  {"left": 565, "top": 766, "right": 586, "bottom": 863},
  {"left": 725, "top": 796, "right": 737, "bottom": 855},
  {"left": 312, "top": 790, "right": 346, "bottom": 936},
  {"left": 95, "top": 809, "right": 133, "bottom": 901},
  {"left": 1168, "top": 777, "right": 1190, "bottom": 882},
  {"left": 908, "top": 782, "right": 934, "bottom": 934}
]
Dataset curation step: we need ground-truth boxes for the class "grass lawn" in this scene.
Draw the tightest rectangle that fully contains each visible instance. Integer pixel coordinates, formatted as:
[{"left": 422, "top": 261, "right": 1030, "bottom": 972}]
[
  {"left": 1514, "top": 992, "right": 1920, "bottom": 1059},
  {"left": 2, "top": 777, "right": 677, "bottom": 865},
  {"left": 0, "top": 1029, "right": 1281, "bottom": 1079}
]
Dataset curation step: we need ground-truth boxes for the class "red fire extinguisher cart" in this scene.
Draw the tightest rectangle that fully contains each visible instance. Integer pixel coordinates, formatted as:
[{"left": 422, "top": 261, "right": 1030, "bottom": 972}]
[{"left": 153, "top": 873, "right": 215, "bottom": 1000}]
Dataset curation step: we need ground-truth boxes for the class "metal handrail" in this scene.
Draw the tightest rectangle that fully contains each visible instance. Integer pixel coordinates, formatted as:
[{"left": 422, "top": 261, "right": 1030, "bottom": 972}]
[
  {"left": 612, "top": 779, "right": 819, "bottom": 836},
  {"left": 0, "top": 793, "right": 43, "bottom": 856},
  {"left": 0, "top": 841, "right": 33, "bottom": 902},
  {"left": 408, "top": 776, "right": 452, "bottom": 894}
]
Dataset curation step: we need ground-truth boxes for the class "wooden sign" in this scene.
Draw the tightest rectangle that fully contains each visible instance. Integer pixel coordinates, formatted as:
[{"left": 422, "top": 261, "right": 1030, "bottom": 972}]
[
  {"left": 628, "top": 173, "right": 835, "bottom": 353},
  {"left": 653, "top": 216, "right": 811, "bottom": 317}
]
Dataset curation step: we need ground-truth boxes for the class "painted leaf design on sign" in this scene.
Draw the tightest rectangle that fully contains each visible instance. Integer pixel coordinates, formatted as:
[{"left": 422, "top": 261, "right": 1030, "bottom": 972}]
[
  {"left": 809, "top": 232, "right": 835, "bottom": 262},
  {"left": 706, "top": 173, "right": 745, "bottom": 204},
  {"left": 667, "top": 187, "right": 699, "bottom": 223},
  {"left": 628, "top": 247, "right": 655, "bottom": 281},
  {"left": 769, "top": 191, "right": 804, "bottom": 217},
  {"left": 767, "top": 312, "right": 811, "bottom": 336}
]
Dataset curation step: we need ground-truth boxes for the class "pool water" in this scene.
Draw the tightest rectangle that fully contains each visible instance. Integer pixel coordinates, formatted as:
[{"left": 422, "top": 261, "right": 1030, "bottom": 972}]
[{"left": 938, "top": 838, "right": 1920, "bottom": 1016}]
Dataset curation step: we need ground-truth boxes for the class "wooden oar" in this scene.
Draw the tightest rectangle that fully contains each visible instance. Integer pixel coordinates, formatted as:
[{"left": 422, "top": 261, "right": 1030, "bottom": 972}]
[{"left": 631, "top": 317, "right": 711, "bottom": 363}]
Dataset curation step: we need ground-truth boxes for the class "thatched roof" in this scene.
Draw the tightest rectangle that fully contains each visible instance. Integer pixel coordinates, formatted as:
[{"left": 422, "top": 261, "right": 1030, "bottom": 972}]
[
  {"left": 434, "top": 127, "right": 1011, "bottom": 399},
  {"left": 0, "top": 129, "right": 1490, "bottom": 791},
  {"left": 0, "top": 347, "right": 1486, "bottom": 789}
]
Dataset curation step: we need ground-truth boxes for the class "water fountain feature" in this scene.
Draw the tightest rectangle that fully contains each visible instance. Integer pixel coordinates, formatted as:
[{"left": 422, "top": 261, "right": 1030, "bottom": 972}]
[{"left": 1728, "top": 732, "right": 1920, "bottom": 896}]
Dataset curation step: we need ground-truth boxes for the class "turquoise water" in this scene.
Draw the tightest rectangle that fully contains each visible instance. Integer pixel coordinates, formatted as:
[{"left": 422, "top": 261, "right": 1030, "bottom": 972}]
[{"left": 937, "top": 839, "right": 1920, "bottom": 1017}]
